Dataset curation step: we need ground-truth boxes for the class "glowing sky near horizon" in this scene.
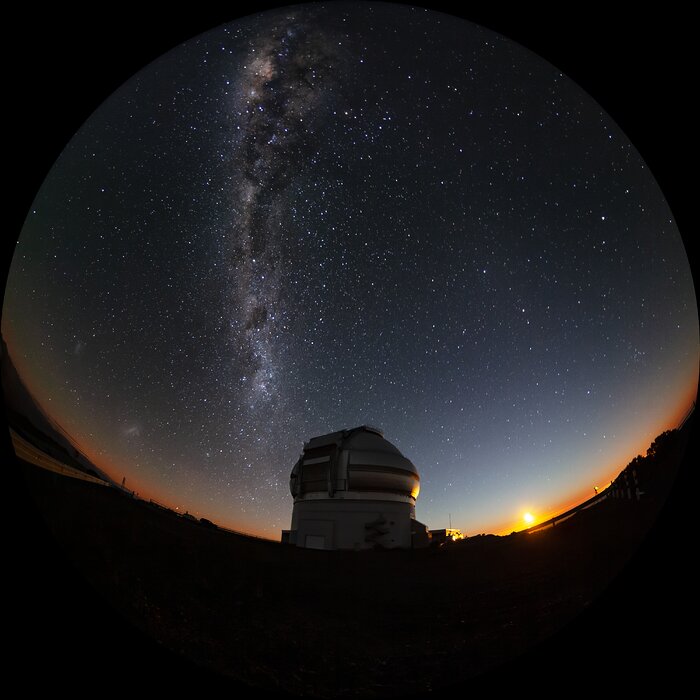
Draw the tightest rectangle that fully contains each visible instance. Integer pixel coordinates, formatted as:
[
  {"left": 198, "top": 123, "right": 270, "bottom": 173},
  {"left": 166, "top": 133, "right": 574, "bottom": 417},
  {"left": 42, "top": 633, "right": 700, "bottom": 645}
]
[{"left": 3, "top": 3, "right": 697, "bottom": 538}]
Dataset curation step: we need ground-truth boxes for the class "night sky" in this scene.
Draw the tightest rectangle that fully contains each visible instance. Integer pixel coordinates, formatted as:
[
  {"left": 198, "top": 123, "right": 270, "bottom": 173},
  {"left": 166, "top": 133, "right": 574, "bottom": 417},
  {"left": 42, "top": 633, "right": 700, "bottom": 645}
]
[{"left": 3, "top": 2, "right": 697, "bottom": 539}]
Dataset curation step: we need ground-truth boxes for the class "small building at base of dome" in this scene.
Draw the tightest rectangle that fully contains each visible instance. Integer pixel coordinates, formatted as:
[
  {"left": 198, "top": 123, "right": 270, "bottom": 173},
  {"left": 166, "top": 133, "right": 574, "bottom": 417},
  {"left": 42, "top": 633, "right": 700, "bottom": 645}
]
[{"left": 281, "top": 425, "right": 429, "bottom": 550}]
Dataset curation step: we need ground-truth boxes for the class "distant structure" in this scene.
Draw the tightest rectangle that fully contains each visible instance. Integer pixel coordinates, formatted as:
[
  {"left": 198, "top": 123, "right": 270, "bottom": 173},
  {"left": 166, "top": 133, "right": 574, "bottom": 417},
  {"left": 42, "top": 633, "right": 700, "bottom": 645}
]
[
  {"left": 429, "top": 528, "right": 465, "bottom": 546},
  {"left": 281, "top": 425, "right": 429, "bottom": 550}
]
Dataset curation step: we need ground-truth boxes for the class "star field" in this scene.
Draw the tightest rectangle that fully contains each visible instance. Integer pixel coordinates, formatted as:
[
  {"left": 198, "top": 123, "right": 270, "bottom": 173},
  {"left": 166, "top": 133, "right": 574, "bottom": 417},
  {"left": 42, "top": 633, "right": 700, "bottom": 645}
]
[{"left": 3, "top": 3, "right": 697, "bottom": 538}]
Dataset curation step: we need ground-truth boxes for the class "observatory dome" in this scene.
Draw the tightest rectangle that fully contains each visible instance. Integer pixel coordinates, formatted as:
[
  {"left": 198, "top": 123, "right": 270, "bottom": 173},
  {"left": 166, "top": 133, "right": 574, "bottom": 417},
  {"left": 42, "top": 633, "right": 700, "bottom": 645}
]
[
  {"left": 289, "top": 425, "right": 420, "bottom": 501},
  {"left": 284, "top": 426, "right": 426, "bottom": 550}
]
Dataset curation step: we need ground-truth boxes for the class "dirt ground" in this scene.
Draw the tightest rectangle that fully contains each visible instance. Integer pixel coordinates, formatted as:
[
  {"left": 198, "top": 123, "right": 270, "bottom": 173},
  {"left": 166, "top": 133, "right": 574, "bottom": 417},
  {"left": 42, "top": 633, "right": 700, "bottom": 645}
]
[{"left": 9, "top": 426, "right": 695, "bottom": 697}]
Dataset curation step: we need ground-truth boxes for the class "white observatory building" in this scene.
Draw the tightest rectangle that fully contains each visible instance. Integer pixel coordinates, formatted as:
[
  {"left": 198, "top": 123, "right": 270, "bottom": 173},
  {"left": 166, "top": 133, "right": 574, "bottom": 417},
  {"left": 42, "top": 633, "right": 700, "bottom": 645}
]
[{"left": 281, "top": 425, "right": 429, "bottom": 550}]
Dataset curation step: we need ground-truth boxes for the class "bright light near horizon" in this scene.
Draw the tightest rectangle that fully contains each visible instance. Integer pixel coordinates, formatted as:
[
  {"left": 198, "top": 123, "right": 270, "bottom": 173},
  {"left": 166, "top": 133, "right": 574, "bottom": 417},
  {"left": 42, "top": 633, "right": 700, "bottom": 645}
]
[{"left": 523, "top": 512, "right": 535, "bottom": 525}]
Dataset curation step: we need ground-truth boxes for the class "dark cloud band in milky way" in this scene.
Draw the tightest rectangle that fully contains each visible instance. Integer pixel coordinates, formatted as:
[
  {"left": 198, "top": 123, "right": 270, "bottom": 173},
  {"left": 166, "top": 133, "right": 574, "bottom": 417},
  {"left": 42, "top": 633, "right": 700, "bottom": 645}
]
[{"left": 227, "top": 11, "right": 344, "bottom": 410}]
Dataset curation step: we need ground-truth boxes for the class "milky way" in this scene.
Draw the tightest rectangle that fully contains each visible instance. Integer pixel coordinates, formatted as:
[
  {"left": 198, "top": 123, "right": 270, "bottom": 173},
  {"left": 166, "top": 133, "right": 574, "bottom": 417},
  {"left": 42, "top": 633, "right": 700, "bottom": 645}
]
[
  {"left": 3, "top": 3, "right": 697, "bottom": 538},
  {"left": 227, "top": 13, "right": 342, "bottom": 411}
]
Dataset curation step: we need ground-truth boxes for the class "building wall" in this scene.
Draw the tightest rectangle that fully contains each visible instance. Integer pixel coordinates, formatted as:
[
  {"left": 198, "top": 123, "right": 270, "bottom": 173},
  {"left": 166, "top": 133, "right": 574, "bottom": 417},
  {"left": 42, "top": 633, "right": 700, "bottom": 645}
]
[{"left": 291, "top": 499, "right": 414, "bottom": 550}]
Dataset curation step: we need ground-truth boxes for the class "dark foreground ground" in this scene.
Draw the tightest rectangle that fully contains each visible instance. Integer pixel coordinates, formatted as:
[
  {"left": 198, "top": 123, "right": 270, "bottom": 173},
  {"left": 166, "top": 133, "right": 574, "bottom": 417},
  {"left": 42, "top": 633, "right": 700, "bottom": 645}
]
[{"left": 9, "top": 423, "right": 695, "bottom": 698}]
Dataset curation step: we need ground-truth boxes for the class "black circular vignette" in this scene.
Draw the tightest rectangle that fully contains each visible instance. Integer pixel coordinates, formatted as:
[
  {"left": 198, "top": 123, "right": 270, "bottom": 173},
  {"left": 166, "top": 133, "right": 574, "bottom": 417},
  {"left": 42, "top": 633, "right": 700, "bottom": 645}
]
[{"left": 6, "top": 3, "right": 694, "bottom": 696}]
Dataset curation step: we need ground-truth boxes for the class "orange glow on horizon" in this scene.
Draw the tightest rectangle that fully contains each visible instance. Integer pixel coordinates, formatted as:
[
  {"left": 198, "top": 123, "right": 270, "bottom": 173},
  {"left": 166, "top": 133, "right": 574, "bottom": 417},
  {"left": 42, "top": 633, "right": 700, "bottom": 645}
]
[
  {"left": 6, "top": 327, "right": 696, "bottom": 545},
  {"left": 485, "top": 386, "right": 696, "bottom": 537}
]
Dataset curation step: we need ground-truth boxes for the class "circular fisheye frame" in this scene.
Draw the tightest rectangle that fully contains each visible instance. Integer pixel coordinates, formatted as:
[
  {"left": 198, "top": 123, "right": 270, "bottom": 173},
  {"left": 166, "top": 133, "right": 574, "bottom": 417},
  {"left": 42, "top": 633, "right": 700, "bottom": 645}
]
[{"left": 4, "top": 3, "right": 696, "bottom": 697}]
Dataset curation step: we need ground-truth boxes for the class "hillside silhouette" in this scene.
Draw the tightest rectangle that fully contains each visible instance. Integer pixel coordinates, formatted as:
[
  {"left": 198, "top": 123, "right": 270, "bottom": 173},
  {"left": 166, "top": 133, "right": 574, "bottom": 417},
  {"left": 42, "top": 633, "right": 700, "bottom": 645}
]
[{"left": 8, "top": 416, "right": 693, "bottom": 698}]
